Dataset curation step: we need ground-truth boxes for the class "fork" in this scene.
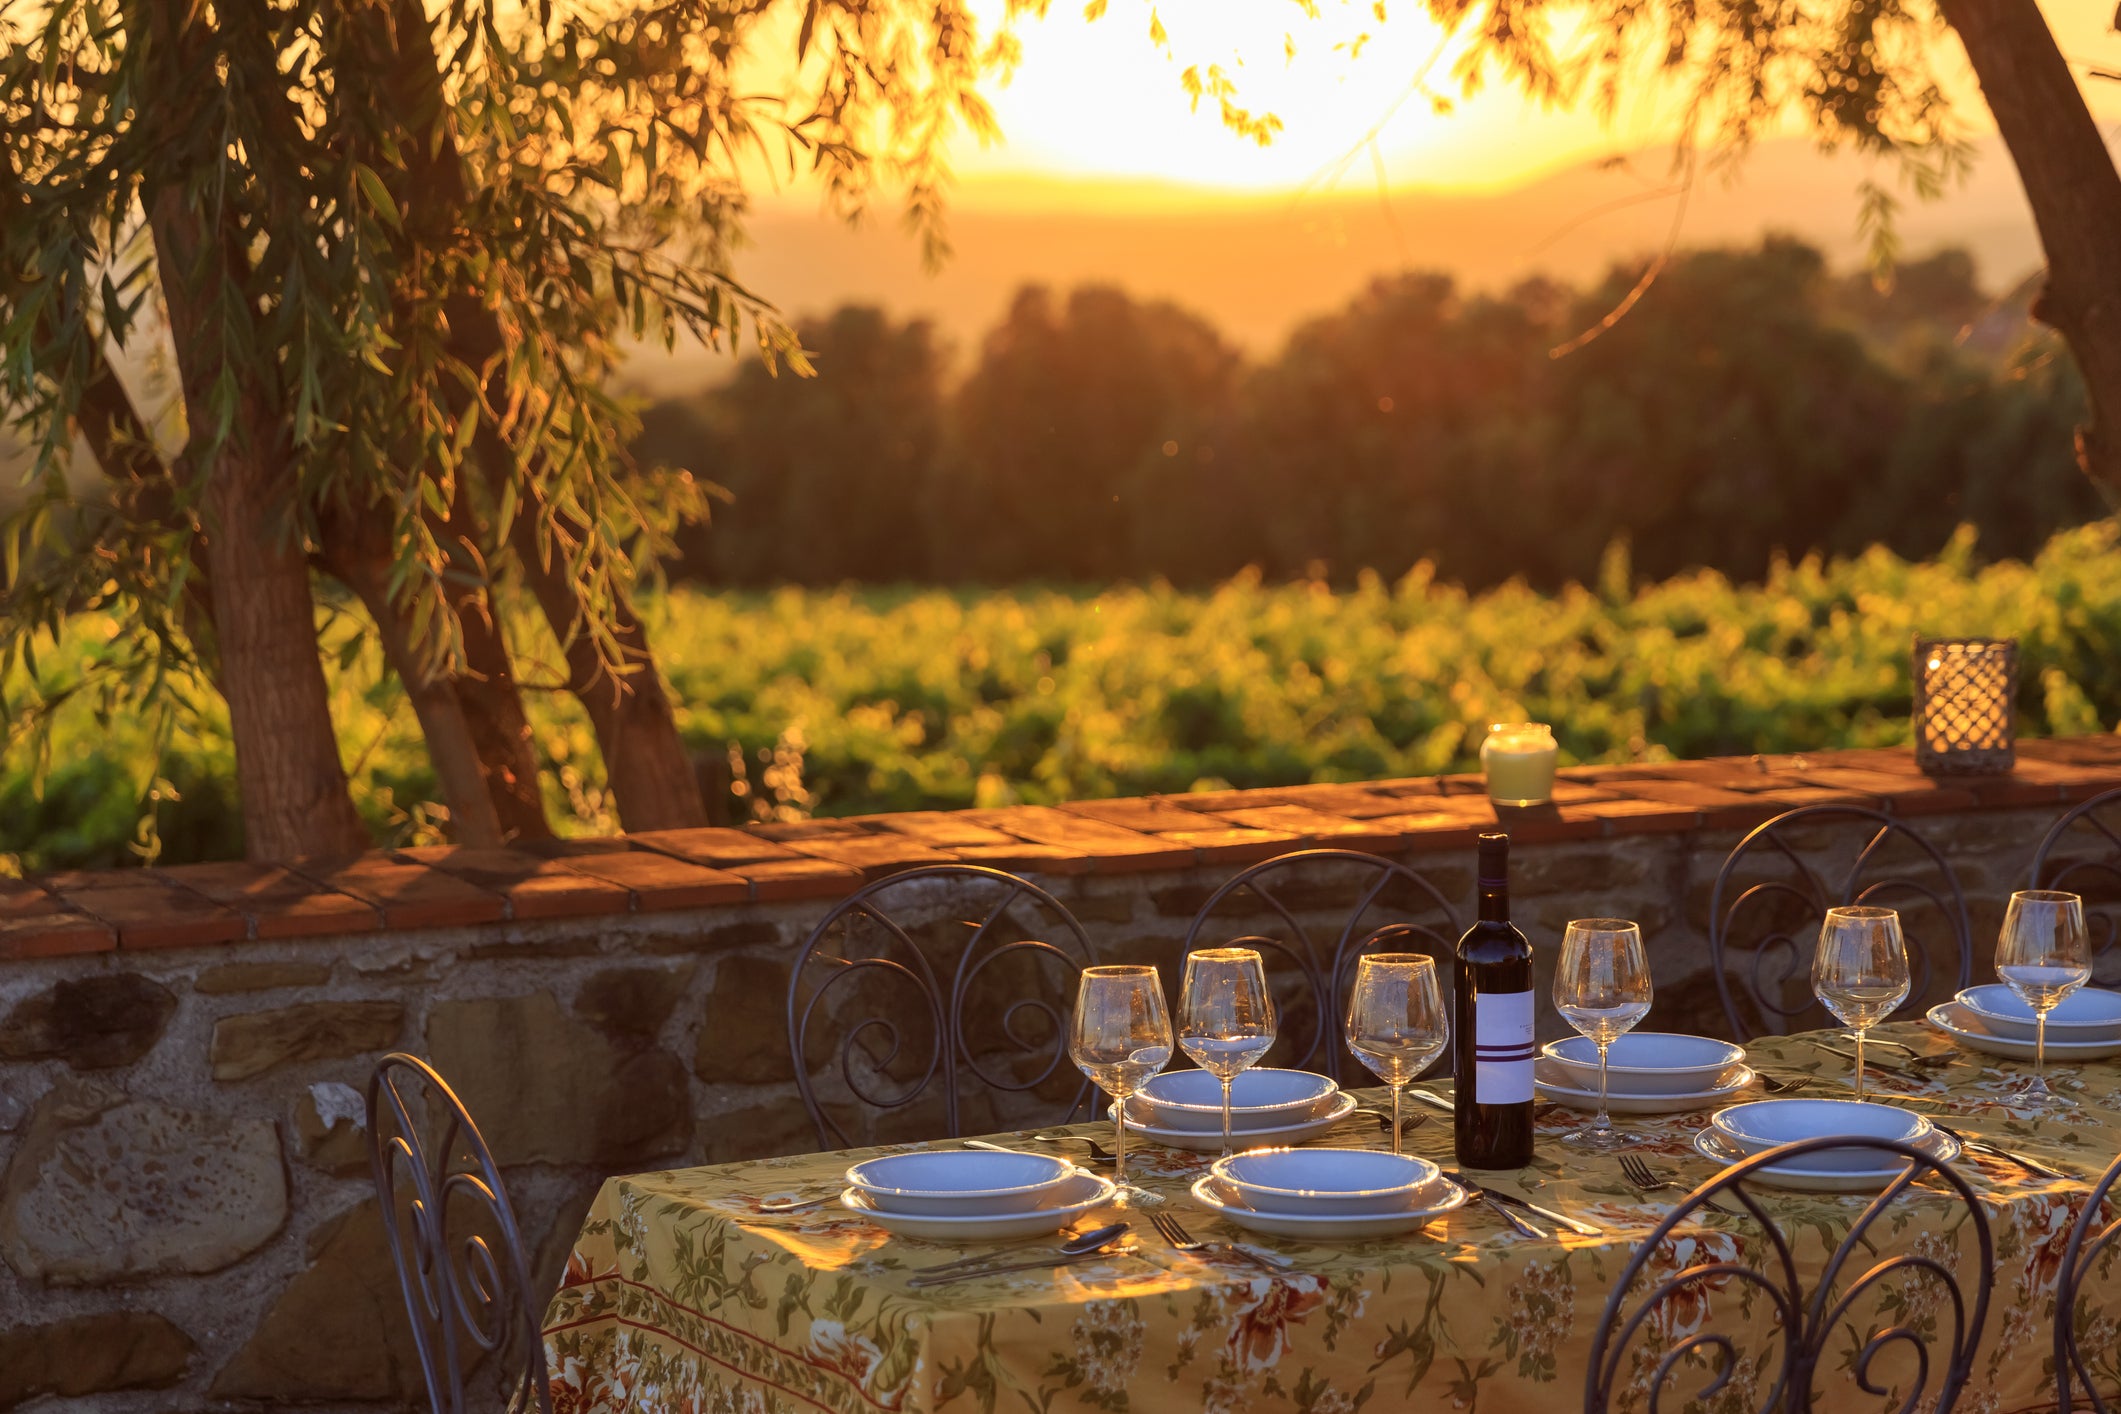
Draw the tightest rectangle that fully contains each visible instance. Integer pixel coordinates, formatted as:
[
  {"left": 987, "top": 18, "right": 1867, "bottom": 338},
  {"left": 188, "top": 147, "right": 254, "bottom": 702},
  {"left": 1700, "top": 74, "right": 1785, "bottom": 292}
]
[
  {"left": 1027, "top": 1132, "right": 1121, "bottom": 1163},
  {"left": 1148, "top": 1210, "right": 1295, "bottom": 1270},
  {"left": 1618, "top": 1154, "right": 1745, "bottom": 1218},
  {"left": 1759, "top": 1073, "right": 1813, "bottom": 1096}
]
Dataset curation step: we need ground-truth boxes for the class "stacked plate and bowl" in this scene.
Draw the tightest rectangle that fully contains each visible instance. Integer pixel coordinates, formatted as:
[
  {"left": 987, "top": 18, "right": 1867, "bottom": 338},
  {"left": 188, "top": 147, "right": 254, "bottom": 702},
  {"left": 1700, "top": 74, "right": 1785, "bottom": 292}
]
[
  {"left": 1690, "top": 1097, "right": 1958, "bottom": 1192},
  {"left": 839, "top": 1150, "right": 1117, "bottom": 1239},
  {"left": 1532, "top": 1032, "right": 1754, "bottom": 1113},
  {"left": 1189, "top": 1148, "right": 1471, "bottom": 1237},
  {"left": 1928, "top": 984, "right": 2121, "bottom": 1061},
  {"left": 1119, "top": 1067, "right": 1356, "bottom": 1151}
]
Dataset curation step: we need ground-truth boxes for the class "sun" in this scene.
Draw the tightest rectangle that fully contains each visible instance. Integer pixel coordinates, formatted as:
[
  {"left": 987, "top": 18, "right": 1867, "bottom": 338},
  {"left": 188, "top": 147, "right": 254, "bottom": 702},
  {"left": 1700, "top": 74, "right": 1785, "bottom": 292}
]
[{"left": 952, "top": 0, "right": 1670, "bottom": 203}]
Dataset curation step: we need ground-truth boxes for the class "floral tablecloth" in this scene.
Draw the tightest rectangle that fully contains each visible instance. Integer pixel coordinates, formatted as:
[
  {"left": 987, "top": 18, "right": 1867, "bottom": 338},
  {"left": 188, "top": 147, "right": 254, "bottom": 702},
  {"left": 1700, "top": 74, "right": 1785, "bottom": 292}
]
[{"left": 542, "top": 1021, "right": 2121, "bottom": 1414}]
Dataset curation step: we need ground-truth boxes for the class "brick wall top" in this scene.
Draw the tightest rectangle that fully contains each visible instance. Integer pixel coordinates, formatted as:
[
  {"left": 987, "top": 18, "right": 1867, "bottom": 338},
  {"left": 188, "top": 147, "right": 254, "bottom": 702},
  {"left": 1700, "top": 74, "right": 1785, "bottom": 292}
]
[{"left": 8, "top": 735, "right": 2121, "bottom": 960}]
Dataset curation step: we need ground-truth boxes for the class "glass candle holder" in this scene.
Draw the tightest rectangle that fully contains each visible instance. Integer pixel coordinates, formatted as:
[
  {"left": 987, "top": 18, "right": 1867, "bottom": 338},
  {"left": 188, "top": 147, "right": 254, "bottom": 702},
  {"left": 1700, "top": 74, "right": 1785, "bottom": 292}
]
[{"left": 1481, "top": 723, "right": 1559, "bottom": 807}]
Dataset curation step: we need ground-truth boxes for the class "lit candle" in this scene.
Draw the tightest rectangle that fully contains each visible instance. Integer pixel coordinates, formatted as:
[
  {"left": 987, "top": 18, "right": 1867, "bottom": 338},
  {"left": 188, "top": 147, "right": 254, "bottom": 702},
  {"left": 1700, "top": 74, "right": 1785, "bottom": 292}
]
[{"left": 1481, "top": 722, "right": 1559, "bottom": 807}]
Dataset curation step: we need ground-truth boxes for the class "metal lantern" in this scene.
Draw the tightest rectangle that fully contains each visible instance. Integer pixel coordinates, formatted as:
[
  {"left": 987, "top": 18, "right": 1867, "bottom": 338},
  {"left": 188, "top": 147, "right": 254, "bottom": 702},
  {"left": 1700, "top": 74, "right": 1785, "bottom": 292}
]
[{"left": 1913, "top": 636, "right": 2017, "bottom": 776}]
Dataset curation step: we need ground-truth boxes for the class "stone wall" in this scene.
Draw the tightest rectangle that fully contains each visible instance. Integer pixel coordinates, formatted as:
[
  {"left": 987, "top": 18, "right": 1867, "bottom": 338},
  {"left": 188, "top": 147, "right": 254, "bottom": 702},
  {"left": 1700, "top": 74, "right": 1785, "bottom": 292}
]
[{"left": 4, "top": 735, "right": 2121, "bottom": 1411}]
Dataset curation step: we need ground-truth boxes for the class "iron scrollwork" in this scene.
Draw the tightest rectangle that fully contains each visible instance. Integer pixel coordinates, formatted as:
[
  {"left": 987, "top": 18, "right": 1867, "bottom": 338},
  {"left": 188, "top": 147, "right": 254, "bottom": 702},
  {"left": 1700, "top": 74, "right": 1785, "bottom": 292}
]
[
  {"left": 1708, "top": 806, "right": 1972, "bottom": 1042},
  {"left": 366, "top": 1052, "right": 549, "bottom": 1414},
  {"left": 785, "top": 865, "right": 1098, "bottom": 1148},
  {"left": 1182, "top": 849, "right": 1460, "bottom": 1082},
  {"left": 2056, "top": 1148, "right": 2121, "bottom": 1412},
  {"left": 1587, "top": 1136, "right": 1994, "bottom": 1414},
  {"left": 2032, "top": 786, "right": 2121, "bottom": 985}
]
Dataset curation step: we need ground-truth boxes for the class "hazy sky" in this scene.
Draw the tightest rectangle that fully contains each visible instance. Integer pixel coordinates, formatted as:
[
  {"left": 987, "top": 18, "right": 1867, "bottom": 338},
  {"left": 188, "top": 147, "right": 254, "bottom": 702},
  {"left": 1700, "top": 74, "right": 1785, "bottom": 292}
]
[{"left": 619, "top": 0, "right": 2120, "bottom": 392}]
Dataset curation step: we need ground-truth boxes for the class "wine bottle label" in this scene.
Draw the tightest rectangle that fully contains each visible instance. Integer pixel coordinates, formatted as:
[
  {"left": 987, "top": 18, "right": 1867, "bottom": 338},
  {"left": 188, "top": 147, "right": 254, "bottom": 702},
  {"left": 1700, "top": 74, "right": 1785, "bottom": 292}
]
[{"left": 1473, "top": 990, "right": 1536, "bottom": 1104}]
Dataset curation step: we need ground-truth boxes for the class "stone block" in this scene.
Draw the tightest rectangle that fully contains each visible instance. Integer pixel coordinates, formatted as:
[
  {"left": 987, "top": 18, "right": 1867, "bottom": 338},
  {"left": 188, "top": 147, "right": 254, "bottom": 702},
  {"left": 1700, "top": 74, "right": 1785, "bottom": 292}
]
[
  {"left": 295, "top": 1081, "right": 371, "bottom": 1178},
  {"left": 0, "top": 1080, "right": 287, "bottom": 1283},
  {"left": 702, "top": 1093, "right": 826, "bottom": 1163},
  {"left": 576, "top": 964, "right": 689, "bottom": 1039},
  {"left": 194, "top": 960, "right": 332, "bottom": 994},
  {"left": 696, "top": 955, "right": 795, "bottom": 1084},
  {"left": 427, "top": 991, "right": 691, "bottom": 1166},
  {"left": 0, "top": 1310, "right": 194, "bottom": 1404},
  {"left": 1512, "top": 846, "right": 1650, "bottom": 897},
  {"left": 1067, "top": 891, "right": 1143, "bottom": 925},
  {"left": 210, "top": 1000, "right": 405, "bottom": 1082},
  {"left": 211, "top": 1200, "right": 428, "bottom": 1401},
  {"left": 0, "top": 974, "right": 177, "bottom": 1070}
]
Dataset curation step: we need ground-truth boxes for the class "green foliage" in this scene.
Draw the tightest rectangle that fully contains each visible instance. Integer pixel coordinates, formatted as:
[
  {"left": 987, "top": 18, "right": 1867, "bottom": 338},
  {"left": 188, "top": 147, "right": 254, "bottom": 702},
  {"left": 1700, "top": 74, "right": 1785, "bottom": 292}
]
[
  {"left": 12, "top": 521, "right": 2121, "bottom": 872},
  {"left": 640, "top": 240, "right": 2095, "bottom": 590}
]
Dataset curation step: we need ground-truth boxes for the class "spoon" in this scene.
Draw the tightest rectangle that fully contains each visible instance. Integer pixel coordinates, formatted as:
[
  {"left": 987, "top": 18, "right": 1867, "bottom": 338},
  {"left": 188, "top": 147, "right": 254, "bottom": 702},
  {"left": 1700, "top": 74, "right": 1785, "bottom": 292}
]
[
  {"left": 757, "top": 1192, "right": 839, "bottom": 1214},
  {"left": 911, "top": 1221, "right": 1131, "bottom": 1276}
]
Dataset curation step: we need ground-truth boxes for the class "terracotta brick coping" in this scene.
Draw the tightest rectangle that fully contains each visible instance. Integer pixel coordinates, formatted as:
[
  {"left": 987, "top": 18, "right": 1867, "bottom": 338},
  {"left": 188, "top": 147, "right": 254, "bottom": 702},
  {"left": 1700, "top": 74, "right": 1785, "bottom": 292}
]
[{"left": 8, "top": 735, "right": 2121, "bottom": 960}]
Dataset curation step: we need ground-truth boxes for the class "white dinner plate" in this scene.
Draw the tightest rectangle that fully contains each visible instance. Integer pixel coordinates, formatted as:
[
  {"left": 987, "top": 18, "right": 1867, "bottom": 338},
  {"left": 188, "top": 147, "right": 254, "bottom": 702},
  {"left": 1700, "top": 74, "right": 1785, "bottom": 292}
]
[
  {"left": 840, "top": 1171, "right": 1118, "bottom": 1239},
  {"left": 1210, "top": 1148, "right": 1441, "bottom": 1214},
  {"left": 1928, "top": 1002, "right": 2121, "bottom": 1061},
  {"left": 1955, "top": 984, "right": 2121, "bottom": 1043},
  {"left": 1534, "top": 1060, "right": 1756, "bottom": 1114},
  {"left": 1131, "top": 1068, "right": 1341, "bottom": 1133},
  {"left": 1691, "top": 1125, "right": 1960, "bottom": 1193},
  {"left": 1115, "top": 1092, "right": 1361, "bottom": 1152},
  {"left": 1710, "top": 1098, "right": 1932, "bottom": 1171},
  {"left": 846, "top": 1150, "right": 1079, "bottom": 1215},
  {"left": 1190, "top": 1173, "right": 1470, "bottom": 1238},
  {"left": 1542, "top": 1033, "right": 1749, "bottom": 1096}
]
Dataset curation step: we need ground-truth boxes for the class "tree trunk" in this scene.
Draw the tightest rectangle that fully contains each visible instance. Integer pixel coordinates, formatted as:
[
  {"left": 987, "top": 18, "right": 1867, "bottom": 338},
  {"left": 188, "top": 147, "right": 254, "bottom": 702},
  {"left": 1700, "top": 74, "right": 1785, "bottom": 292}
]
[
  {"left": 340, "top": 0, "right": 706, "bottom": 832},
  {"left": 1936, "top": 0, "right": 2121, "bottom": 497},
  {"left": 148, "top": 187, "right": 370, "bottom": 861}
]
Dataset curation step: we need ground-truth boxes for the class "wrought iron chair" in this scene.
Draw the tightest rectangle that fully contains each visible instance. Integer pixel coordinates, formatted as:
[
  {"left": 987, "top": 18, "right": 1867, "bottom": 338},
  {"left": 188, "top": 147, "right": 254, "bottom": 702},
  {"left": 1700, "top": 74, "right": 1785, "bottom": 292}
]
[
  {"left": 1588, "top": 1136, "right": 1993, "bottom": 1414},
  {"left": 1182, "top": 848, "right": 1460, "bottom": 1082},
  {"left": 2058, "top": 1147, "right": 2121, "bottom": 1412},
  {"left": 786, "top": 864, "right": 1099, "bottom": 1148},
  {"left": 366, "top": 1052, "right": 549, "bottom": 1414},
  {"left": 2031, "top": 786, "right": 2121, "bottom": 986},
  {"left": 1707, "top": 805, "right": 1973, "bottom": 1041}
]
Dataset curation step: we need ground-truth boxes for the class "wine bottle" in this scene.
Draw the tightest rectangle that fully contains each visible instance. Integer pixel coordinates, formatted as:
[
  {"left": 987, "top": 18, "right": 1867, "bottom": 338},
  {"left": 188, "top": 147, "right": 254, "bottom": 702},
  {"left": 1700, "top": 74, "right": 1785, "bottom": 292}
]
[{"left": 1453, "top": 830, "right": 1536, "bottom": 1169}]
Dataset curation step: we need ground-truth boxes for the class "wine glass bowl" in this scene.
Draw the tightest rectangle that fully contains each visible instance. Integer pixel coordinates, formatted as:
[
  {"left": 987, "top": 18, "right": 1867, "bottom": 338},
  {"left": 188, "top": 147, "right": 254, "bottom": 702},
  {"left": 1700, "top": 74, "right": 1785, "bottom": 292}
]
[
  {"left": 1997, "top": 889, "right": 2090, "bottom": 1108},
  {"left": 1177, "top": 947, "right": 1277, "bottom": 1157},
  {"left": 1553, "top": 919, "right": 1653, "bottom": 1149},
  {"left": 1069, "top": 965, "right": 1174, "bottom": 1187},
  {"left": 1812, "top": 906, "right": 1912, "bottom": 1102},
  {"left": 1343, "top": 953, "right": 1449, "bottom": 1155}
]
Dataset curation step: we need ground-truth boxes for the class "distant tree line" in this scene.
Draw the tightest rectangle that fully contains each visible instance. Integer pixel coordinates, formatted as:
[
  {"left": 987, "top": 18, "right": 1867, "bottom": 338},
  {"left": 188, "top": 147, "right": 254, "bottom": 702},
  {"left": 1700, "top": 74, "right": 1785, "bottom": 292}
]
[{"left": 635, "top": 237, "right": 2098, "bottom": 590}]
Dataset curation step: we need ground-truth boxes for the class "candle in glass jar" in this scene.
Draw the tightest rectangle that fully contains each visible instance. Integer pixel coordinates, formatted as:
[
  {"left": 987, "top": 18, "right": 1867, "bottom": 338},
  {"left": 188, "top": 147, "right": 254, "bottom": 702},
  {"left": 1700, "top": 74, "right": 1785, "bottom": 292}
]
[{"left": 1481, "top": 723, "right": 1558, "bottom": 807}]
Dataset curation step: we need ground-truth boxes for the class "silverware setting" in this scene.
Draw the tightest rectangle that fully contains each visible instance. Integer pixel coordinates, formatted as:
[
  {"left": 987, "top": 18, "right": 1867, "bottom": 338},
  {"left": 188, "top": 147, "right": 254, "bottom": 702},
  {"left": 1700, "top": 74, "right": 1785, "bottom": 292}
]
[
  {"left": 1930, "top": 1123, "right": 2075, "bottom": 1180},
  {"left": 1447, "top": 1173, "right": 1602, "bottom": 1236},
  {"left": 1617, "top": 1154, "right": 1745, "bottom": 1218},
  {"left": 911, "top": 1222, "right": 1130, "bottom": 1278},
  {"left": 964, "top": 1138, "right": 1113, "bottom": 1168},
  {"left": 1474, "top": 1188, "right": 1547, "bottom": 1238},
  {"left": 1407, "top": 1089, "right": 1455, "bottom": 1114},
  {"left": 1025, "top": 1132, "right": 1120, "bottom": 1163},
  {"left": 904, "top": 1242, "right": 1139, "bottom": 1289},
  {"left": 756, "top": 1192, "right": 839, "bottom": 1214},
  {"left": 1148, "top": 1209, "right": 1295, "bottom": 1270}
]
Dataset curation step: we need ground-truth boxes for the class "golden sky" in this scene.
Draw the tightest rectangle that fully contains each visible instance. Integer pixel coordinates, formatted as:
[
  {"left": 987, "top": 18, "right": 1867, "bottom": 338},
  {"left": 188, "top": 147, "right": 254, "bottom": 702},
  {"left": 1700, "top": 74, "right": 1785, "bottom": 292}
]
[{"left": 926, "top": 0, "right": 2119, "bottom": 209}]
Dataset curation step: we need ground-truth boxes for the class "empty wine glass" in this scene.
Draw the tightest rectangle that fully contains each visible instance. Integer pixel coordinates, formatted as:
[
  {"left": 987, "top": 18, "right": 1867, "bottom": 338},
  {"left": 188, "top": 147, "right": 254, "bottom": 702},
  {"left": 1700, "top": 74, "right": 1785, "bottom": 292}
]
[
  {"left": 1069, "top": 965, "right": 1174, "bottom": 1190},
  {"left": 1177, "top": 947, "right": 1276, "bottom": 1157},
  {"left": 1997, "top": 889, "right": 2090, "bottom": 1110},
  {"left": 1344, "top": 953, "right": 1449, "bottom": 1155},
  {"left": 1553, "top": 920, "right": 1653, "bottom": 1150},
  {"left": 1813, "top": 906, "right": 1911, "bottom": 1103}
]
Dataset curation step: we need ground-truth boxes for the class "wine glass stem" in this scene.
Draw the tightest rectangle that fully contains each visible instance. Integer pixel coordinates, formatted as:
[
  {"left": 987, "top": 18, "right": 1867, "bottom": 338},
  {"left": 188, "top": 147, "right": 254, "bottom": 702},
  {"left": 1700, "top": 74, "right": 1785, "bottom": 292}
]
[
  {"left": 1390, "top": 1084, "right": 1403, "bottom": 1157},
  {"left": 1220, "top": 1076, "right": 1234, "bottom": 1158},
  {"left": 2037, "top": 1012, "right": 2048, "bottom": 1094},
  {"left": 1596, "top": 1039, "right": 1611, "bottom": 1132},
  {"left": 1115, "top": 1097, "right": 1129, "bottom": 1183},
  {"left": 1854, "top": 1028, "right": 1865, "bottom": 1103}
]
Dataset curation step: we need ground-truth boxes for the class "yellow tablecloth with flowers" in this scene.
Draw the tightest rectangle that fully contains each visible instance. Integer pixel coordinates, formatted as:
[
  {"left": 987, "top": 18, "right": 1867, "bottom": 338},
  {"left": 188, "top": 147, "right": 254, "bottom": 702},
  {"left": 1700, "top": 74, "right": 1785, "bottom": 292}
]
[{"left": 542, "top": 1022, "right": 2121, "bottom": 1414}]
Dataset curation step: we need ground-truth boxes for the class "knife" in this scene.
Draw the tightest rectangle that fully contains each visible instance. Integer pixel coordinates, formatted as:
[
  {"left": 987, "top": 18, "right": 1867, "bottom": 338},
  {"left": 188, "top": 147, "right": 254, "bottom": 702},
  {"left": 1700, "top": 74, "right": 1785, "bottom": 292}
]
[
  {"left": 1930, "top": 1124, "right": 2075, "bottom": 1181},
  {"left": 1407, "top": 1089, "right": 1455, "bottom": 1113},
  {"left": 1476, "top": 1190, "right": 1547, "bottom": 1238},
  {"left": 1447, "top": 1174, "right": 1604, "bottom": 1236},
  {"left": 905, "top": 1244, "right": 1139, "bottom": 1289}
]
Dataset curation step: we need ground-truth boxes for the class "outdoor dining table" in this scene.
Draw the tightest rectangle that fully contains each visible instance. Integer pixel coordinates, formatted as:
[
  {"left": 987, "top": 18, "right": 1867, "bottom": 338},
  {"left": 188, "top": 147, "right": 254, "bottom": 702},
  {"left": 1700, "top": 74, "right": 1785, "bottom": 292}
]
[{"left": 541, "top": 1020, "right": 2121, "bottom": 1414}]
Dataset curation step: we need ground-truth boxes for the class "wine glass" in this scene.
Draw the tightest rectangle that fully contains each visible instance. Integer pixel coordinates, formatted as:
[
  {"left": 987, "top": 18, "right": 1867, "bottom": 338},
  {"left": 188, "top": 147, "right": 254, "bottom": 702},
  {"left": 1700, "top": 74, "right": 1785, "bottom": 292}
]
[
  {"left": 1177, "top": 947, "right": 1276, "bottom": 1157},
  {"left": 1069, "top": 965, "right": 1174, "bottom": 1190},
  {"left": 1343, "top": 953, "right": 1449, "bottom": 1155},
  {"left": 1553, "top": 920, "right": 1653, "bottom": 1150},
  {"left": 1997, "top": 889, "right": 2091, "bottom": 1109},
  {"left": 1812, "top": 906, "right": 1911, "bottom": 1103}
]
